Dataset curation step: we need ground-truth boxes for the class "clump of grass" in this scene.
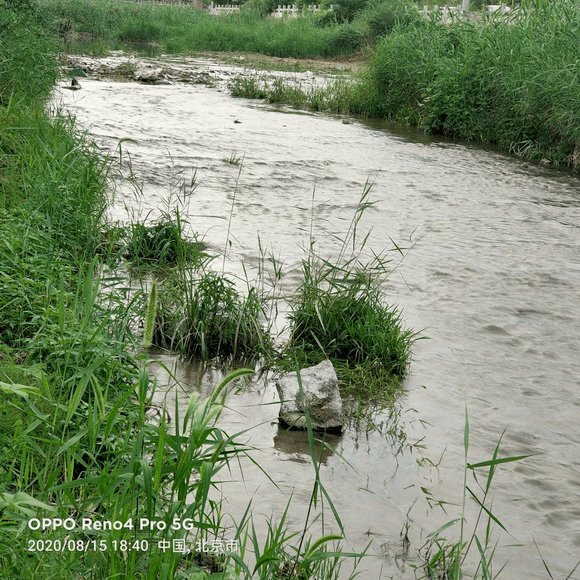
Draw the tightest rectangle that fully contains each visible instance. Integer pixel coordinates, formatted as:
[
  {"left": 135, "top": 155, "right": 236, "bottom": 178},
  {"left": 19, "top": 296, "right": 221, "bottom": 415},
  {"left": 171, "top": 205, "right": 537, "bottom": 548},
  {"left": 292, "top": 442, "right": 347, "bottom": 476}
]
[
  {"left": 154, "top": 267, "right": 274, "bottom": 363},
  {"left": 229, "top": 73, "right": 358, "bottom": 115},
  {"left": 223, "top": 151, "right": 242, "bottom": 165},
  {"left": 279, "top": 185, "right": 417, "bottom": 404},
  {"left": 122, "top": 217, "right": 206, "bottom": 268},
  {"left": 288, "top": 256, "right": 412, "bottom": 373}
]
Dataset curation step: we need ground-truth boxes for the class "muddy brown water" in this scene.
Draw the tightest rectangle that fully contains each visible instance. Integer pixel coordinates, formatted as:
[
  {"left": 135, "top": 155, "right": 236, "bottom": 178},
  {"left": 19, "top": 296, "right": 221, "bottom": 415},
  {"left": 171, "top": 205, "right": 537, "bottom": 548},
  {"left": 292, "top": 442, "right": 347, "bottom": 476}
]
[{"left": 54, "top": 55, "right": 580, "bottom": 579}]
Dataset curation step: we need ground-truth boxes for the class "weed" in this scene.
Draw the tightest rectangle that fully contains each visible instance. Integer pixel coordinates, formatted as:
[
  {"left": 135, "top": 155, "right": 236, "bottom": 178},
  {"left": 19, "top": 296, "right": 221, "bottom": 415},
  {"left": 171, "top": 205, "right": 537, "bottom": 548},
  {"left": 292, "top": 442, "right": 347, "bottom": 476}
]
[
  {"left": 279, "top": 184, "right": 417, "bottom": 404},
  {"left": 154, "top": 268, "right": 274, "bottom": 363},
  {"left": 223, "top": 151, "right": 242, "bottom": 166},
  {"left": 415, "top": 411, "right": 531, "bottom": 579}
]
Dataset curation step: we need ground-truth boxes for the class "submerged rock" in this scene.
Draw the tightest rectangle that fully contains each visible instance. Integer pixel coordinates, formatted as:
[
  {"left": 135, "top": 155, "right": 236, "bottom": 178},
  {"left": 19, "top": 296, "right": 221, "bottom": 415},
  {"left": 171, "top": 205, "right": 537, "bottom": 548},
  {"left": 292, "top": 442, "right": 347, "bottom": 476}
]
[{"left": 275, "top": 360, "right": 343, "bottom": 432}]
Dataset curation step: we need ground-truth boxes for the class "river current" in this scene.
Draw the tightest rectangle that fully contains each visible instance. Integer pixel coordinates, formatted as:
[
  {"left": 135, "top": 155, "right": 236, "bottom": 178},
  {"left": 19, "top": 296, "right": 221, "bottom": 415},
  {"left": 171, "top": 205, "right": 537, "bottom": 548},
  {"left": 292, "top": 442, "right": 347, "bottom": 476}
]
[{"left": 55, "top": 55, "right": 580, "bottom": 579}]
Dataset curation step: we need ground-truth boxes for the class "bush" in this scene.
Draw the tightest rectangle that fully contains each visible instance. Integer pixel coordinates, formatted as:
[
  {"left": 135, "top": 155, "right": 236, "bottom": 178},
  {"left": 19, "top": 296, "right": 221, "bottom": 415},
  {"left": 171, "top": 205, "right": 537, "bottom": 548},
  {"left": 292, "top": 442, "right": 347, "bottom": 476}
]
[
  {"left": 328, "top": 24, "right": 365, "bottom": 54},
  {"left": 358, "top": 0, "right": 422, "bottom": 43}
]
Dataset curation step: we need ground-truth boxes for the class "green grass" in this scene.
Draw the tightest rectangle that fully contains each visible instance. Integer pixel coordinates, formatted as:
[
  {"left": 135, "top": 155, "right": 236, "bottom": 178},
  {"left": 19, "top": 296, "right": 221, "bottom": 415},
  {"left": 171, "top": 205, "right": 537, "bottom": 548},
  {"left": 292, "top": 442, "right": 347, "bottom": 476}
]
[
  {"left": 37, "top": 0, "right": 368, "bottom": 58},
  {"left": 276, "top": 185, "right": 418, "bottom": 406},
  {"left": 153, "top": 266, "right": 274, "bottom": 363},
  {"left": 0, "top": 3, "right": 59, "bottom": 107},
  {"left": 3, "top": 2, "right": 579, "bottom": 578},
  {"left": 0, "top": 6, "right": 366, "bottom": 578}
]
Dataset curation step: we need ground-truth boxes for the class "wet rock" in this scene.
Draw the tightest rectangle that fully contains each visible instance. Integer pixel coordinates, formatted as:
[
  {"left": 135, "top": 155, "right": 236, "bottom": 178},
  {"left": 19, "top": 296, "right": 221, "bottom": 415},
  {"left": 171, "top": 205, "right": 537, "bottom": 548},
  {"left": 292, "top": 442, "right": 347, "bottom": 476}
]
[
  {"left": 275, "top": 360, "right": 343, "bottom": 432},
  {"left": 62, "top": 77, "right": 82, "bottom": 91}
]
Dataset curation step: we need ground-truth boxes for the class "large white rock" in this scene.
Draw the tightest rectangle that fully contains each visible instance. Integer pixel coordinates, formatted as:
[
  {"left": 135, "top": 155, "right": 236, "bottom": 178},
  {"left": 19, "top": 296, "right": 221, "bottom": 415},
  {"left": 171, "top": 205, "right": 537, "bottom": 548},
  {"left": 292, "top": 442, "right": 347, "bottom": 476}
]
[{"left": 275, "top": 360, "right": 343, "bottom": 432}]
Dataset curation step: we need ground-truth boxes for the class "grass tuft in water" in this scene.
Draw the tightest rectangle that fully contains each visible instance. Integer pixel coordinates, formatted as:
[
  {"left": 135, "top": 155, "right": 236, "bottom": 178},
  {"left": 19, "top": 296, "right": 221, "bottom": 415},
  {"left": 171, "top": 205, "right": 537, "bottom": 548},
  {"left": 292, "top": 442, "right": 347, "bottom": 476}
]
[
  {"left": 279, "top": 184, "right": 417, "bottom": 404},
  {"left": 154, "top": 267, "right": 274, "bottom": 364}
]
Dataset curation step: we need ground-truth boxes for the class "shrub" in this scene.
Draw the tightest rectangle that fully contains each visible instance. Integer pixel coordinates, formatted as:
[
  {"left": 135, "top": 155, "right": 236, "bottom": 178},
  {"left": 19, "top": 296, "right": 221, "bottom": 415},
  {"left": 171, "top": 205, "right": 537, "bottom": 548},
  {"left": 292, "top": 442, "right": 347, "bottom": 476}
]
[
  {"left": 358, "top": 0, "right": 422, "bottom": 44},
  {"left": 328, "top": 24, "right": 365, "bottom": 54}
]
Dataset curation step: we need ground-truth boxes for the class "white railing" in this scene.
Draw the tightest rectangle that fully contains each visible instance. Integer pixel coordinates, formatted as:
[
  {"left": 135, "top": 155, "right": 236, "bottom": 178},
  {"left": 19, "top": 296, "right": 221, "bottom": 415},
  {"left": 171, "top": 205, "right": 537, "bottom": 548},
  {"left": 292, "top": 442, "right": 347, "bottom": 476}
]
[
  {"left": 207, "top": 2, "right": 331, "bottom": 16},
  {"left": 419, "top": 3, "right": 512, "bottom": 20},
  {"left": 208, "top": 1, "right": 240, "bottom": 14},
  {"left": 272, "top": 4, "right": 331, "bottom": 18},
  {"left": 486, "top": 3, "right": 511, "bottom": 13}
]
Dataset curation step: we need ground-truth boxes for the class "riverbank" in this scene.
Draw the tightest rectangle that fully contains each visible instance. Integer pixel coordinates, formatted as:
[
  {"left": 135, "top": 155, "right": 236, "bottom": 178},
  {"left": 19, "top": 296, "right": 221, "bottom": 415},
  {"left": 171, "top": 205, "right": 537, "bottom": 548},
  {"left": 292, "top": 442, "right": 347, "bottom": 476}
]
[
  {"left": 43, "top": 0, "right": 580, "bottom": 170},
  {"left": 1, "top": 6, "right": 412, "bottom": 578}
]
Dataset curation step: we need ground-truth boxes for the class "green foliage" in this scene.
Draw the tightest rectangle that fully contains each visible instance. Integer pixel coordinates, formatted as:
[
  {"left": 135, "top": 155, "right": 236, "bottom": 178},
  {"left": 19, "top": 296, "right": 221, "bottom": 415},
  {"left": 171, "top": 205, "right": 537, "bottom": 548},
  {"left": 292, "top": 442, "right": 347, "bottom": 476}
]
[
  {"left": 155, "top": 267, "right": 273, "bottom": 363},
  {"left": 0, "top": 7, "right": 371, "bottom": 580},
  {"left": 288, "top": 261, "right": 411, "bottom": 373},
  {"left": 280, "top": 186, "right": 416, "bottom": 403},
  {"left": 358, "top": 0, "right": 423, "bottom": 43},
  {"left": 121, "top": 218, "right": 204, "bottom": 268},
  {"left": 325, "top": 0, "right": 368, "bottom": 23},
  {"left": 38, "top": 0, "right": 367, "bottom": 58},
  {"left": 360, "top": 3, "right": 580, "bottom": 165},
  {"left": 0, "top": 109, "right": 109, "bottom": 256},
  {"left": 0, "top": 4, "right": 59, "bottom": 107},
  {"left": 328, "top": 24, "right": 365, "bottom": 54},
  {"left": 230, "top": 73, "right": 358, "bottom": 115}
]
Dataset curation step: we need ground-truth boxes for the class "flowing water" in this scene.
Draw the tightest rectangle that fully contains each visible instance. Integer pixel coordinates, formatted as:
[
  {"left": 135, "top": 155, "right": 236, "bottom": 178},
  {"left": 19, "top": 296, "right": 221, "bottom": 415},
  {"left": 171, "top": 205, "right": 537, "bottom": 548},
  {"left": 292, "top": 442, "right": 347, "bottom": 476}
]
[{"left": 55, "top": 55, "right": 580, "bottom": 579}]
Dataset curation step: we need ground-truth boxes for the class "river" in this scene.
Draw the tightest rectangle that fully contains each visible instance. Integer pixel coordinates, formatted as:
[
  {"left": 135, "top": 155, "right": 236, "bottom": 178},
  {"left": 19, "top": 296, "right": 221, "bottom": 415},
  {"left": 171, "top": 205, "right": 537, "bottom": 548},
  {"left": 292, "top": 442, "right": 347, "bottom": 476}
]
[{"left": 54, "top": 54, "right": 580, "bottom": 579}]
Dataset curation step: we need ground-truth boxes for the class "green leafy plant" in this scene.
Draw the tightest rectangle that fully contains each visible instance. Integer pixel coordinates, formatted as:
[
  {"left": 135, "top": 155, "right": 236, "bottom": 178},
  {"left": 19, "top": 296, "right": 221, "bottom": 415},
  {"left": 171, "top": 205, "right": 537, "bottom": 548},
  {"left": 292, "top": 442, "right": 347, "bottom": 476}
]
[
  {"left": 281, "top": 184, "right": 418, "bottom": 403},
  {"left": 417, "top": 411, "right": 530, "bottom": 579}
]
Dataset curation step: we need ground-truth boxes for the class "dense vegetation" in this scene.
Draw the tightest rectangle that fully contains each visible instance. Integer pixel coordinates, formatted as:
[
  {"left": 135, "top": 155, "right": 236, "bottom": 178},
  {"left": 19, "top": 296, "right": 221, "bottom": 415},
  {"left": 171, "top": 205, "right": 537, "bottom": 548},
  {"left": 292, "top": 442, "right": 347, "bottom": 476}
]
[
  {"left": 37, "top": 0, "right": 371, "bottom": 57},
  {"left": 358, "top": 0, "right": 580, "bottom": 166},
  {"left": 37, "top": 0, "right": 580, "bottom": 167},
  {"left": 0, "top": 1, "right": 413, "bottom": 577}
]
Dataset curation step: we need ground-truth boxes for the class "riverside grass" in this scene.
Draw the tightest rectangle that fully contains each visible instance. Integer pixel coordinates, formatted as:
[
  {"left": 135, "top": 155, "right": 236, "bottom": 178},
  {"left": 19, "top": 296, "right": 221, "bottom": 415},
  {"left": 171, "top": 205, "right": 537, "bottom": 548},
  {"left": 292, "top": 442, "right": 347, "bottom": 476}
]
[
  {"left": 36, "top": 0, "right": 580, "bottom": 166},
  {"left": 228, "top": 0, "right": 580, "bottom": 169},
  {"left": 0, "top": 5, "right": 365, "bottom": 579},
  {"left": 37, "top": 0, "right": 365, "bottom": 58}
]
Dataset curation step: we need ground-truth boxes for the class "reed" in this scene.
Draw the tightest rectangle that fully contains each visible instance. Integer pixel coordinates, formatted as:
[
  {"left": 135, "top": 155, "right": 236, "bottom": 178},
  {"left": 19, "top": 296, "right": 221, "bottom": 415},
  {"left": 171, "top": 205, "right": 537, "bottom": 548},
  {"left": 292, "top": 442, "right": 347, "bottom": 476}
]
[
  {"left": 360, "top": 0, "right": 580, "bottom": 166},
  {"left": 38, "top": 0, "right": 367, "bottom": 58},
  {"left": 416, "top": 411, "right": 531, "bottom": 579}
]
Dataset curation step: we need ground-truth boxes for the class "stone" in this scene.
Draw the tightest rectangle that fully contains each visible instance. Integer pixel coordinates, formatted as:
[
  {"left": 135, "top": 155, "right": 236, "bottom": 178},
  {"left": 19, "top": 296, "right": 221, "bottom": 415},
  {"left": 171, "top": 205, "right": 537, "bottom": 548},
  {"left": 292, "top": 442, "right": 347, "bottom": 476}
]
[{"left": 275, "top": 360, "right": 343, "bottom": 432}]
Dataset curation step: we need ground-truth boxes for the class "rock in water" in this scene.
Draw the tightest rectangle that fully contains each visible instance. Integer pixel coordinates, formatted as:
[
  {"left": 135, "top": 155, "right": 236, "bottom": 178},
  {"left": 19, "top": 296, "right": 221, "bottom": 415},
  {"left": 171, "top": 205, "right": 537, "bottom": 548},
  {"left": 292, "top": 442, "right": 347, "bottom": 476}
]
[
  {"left": 275, "top": 360, "right": 343, "bottom": 432},
  {"left": 63, "top": 77, "right": 81, "bottom": 91}
]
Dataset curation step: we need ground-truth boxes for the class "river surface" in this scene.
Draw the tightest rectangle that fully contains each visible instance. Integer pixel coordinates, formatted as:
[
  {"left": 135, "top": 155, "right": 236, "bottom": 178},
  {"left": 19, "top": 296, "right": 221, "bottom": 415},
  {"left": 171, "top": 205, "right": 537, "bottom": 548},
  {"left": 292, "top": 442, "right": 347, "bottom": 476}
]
[{"left": 54, "top": 55, "right": 580, "bottom": 579}]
